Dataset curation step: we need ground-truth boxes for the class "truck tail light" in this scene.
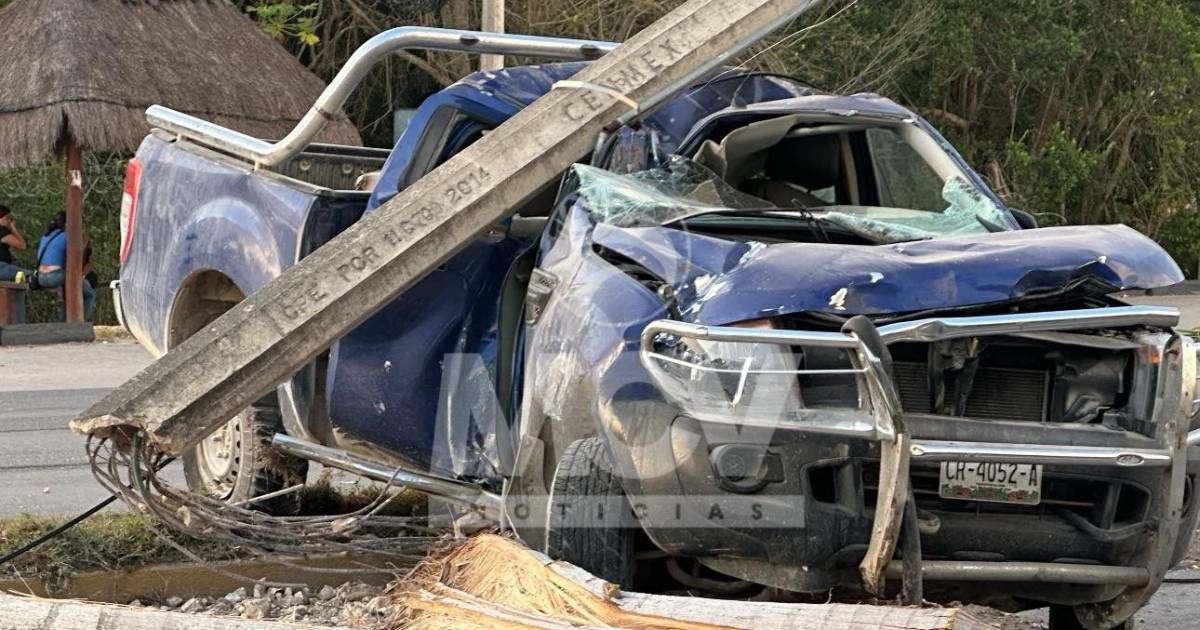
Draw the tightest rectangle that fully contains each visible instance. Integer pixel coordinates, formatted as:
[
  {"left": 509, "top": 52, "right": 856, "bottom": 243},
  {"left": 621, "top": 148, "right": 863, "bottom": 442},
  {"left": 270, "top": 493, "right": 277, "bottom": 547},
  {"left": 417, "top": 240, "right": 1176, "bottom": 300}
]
[{"left": 119, "top": 157, "right": 142, "bottom": 264}]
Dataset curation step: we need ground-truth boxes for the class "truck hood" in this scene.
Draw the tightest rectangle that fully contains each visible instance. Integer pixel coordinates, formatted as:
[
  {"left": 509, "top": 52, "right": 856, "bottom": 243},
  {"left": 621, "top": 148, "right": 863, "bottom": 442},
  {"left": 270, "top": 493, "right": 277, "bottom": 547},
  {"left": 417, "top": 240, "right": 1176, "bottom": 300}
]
[{"left": 590, "top": 223, "right": 1182, "bottom": 325}]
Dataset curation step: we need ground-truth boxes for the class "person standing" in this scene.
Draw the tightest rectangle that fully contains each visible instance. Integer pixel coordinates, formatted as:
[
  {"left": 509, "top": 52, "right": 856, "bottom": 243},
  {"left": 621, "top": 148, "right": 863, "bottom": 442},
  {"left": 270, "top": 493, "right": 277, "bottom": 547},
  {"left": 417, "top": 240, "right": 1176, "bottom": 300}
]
[
  {"left": 0, "top": 204, "right": 31, "bottom": 283},
  {"left": 35, "top": 211, "right": 94, "bottom": 320}
]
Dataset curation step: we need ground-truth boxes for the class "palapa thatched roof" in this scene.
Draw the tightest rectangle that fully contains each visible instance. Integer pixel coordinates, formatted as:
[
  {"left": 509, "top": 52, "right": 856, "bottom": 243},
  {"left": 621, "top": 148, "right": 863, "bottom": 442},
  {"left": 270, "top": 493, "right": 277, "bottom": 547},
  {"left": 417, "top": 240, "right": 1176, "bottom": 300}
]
[{"left": 0, "top": 0, "right": 361, "bottom": 169}]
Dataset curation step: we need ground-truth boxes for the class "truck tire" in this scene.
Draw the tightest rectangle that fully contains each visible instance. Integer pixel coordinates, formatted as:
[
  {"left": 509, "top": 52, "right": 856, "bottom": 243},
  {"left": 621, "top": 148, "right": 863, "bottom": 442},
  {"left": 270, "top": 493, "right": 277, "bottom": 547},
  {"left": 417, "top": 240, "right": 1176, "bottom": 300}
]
[
  {"left": 546, "top": 437, "right": 636, "bottom": 587},
  {"left": 1048, "top": 605, "right": 1137, "bottom": 630},
  {"left": 182, "top": 393, "right": 308, "bottom": 515}
]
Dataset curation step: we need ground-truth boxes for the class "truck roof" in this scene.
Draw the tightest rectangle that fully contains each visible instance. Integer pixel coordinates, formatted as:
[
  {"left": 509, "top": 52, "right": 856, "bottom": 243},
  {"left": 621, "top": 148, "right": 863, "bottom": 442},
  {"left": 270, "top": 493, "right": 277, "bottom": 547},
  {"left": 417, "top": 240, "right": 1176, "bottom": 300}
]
[{"left": 367, "top": 61, "right": 815, "bottom": 212}]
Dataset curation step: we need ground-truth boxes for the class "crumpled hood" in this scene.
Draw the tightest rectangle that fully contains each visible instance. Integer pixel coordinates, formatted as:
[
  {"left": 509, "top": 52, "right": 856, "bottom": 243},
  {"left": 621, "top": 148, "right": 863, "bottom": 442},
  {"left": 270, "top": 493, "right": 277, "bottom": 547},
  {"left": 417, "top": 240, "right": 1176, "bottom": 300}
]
[{"left": 590, "top": 223, "right": 1182, "bottom": 324}]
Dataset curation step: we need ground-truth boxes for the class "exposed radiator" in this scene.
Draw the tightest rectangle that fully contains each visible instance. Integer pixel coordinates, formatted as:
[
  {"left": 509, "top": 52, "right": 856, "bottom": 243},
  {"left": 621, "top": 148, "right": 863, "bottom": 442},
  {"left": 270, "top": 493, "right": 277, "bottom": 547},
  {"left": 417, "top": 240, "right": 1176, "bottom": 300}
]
[{"left": 893, "top": 361, "right": 1049, "bottom": 422}]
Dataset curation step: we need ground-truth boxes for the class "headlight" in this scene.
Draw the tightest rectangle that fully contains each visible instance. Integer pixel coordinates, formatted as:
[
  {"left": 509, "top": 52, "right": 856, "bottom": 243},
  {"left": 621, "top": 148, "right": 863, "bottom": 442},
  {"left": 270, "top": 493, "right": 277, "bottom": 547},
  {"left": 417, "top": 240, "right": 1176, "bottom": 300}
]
[
  {"left": 645, "top": 334, "right": 802, "bottom": 418},
  {"left": 642, "top": 319, "right": 864, "bottom": 422}
]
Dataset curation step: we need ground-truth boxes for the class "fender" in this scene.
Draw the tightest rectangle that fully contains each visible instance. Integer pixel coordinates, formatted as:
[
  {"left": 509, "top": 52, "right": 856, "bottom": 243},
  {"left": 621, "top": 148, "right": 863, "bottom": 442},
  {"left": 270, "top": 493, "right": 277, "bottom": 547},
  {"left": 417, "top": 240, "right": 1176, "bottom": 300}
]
[{"left": 119, "top": 135, "right": 314, "bottom": 355}]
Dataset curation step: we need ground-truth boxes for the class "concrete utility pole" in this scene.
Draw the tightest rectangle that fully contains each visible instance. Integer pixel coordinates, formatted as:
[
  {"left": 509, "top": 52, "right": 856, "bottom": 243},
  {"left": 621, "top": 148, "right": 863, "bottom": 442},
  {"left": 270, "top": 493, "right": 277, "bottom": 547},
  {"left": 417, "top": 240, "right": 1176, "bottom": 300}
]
[
  {"left": 480, "top": 0, "right": 505, "bottom": 71},
  {"left": 72, "top": 0, "right": 824, "bottom": 454}
]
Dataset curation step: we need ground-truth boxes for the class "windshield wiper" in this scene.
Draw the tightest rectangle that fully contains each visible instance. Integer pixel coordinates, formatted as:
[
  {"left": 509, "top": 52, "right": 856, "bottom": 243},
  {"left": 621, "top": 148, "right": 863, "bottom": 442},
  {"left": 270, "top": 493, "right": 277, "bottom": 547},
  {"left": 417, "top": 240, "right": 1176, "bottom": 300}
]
[
  {"left": 975, "top": 214, "right": 1008, "bottom": 233},
  {"left": 675, "top": 208, "right": 835, "bottom": 243}
]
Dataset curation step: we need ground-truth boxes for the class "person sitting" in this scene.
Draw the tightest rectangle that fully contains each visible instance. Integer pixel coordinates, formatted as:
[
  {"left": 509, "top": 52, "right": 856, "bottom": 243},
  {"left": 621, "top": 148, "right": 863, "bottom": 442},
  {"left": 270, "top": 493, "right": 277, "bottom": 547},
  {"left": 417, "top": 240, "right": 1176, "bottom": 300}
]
[
  {"left": 0, "top": 203, "right": 31, "bottom": 283},
  {"left": 34, "top": 211, "right": 94, "bottom": 321}
]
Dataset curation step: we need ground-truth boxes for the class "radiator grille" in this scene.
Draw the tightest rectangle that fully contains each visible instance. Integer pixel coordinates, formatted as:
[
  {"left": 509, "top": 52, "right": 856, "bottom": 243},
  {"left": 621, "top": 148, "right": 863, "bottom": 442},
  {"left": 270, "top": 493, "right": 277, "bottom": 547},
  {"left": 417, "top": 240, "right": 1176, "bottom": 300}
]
[{"left": 893, "top": 361, "right": 1049, "bottom": 422}]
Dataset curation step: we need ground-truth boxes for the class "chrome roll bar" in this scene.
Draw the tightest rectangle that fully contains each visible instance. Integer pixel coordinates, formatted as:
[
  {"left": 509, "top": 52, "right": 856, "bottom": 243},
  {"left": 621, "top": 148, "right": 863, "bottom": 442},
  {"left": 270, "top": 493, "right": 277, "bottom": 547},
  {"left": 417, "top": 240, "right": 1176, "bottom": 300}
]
[{"left": 146, "top": 27, "right": 619, "bottom": 167}]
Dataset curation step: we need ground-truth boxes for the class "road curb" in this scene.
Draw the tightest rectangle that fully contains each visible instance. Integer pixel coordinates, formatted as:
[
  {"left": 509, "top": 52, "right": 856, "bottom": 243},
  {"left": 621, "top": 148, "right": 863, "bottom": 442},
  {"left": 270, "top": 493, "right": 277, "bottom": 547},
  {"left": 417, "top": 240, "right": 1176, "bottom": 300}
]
[{"left": 0, "top": 322, "right": 93, "bottom": 346}]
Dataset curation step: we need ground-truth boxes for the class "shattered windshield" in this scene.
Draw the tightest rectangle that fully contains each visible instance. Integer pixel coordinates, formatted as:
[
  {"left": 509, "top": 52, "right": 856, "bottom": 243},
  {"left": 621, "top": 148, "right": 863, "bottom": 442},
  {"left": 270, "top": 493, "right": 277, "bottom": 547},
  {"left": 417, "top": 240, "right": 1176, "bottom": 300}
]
[
  {"left": 821, "top": 178, "right": 1013, "bottom": 242},
  {"left": 574, "top": 125, "right": 1013, "bottom": 244},
  {"left": 574, "top": 156, "right": 772, "bottom": 226}
]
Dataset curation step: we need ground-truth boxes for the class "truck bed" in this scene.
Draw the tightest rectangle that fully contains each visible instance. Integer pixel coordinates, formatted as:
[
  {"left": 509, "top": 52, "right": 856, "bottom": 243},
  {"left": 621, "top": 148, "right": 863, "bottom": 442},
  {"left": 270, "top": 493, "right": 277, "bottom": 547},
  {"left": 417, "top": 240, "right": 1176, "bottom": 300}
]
[
  {"left": 117, "top": 133, "right": 388, "bottom": 356},
  {"left": 263, "top": 142, "right": 390, "bottom": 193}
]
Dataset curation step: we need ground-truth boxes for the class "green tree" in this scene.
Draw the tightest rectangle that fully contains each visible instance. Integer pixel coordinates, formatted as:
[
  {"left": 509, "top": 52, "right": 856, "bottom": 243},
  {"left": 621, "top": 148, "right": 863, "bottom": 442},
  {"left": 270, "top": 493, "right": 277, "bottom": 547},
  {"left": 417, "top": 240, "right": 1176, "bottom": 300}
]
[
  {"left": 243, "top": 2, "right": 320, "bottom": 46},
  {"left": 771, "top": 1, "right": 1200, "bottom": 270}
]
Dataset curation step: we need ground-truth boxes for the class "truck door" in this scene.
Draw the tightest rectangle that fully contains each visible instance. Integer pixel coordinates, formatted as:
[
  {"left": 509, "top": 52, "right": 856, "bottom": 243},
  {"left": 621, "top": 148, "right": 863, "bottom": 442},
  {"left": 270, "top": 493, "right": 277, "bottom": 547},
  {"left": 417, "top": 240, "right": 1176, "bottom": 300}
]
[{"left": 325, "top": 104, "right": 523, "bottom": 486}]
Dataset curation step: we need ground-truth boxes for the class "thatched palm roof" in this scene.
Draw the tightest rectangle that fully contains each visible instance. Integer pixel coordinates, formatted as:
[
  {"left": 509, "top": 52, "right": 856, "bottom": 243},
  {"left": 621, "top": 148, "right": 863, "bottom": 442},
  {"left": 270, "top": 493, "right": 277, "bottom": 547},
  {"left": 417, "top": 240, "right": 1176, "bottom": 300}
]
[{"left": 0, "top": 0, "right": 361, "bottom": 169}]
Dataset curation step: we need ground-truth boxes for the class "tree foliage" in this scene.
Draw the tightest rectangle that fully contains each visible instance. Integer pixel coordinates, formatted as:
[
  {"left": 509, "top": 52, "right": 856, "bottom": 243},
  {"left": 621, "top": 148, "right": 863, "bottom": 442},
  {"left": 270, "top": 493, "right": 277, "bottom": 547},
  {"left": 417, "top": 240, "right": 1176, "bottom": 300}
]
[
  {"left": 251, "top": 0, "right": 1200, "bottom": 273},
  {"left": 244, "top": 2, "right": 321, "bottom": 46},
  {"left": 12, "top": 0, "right": 1200, "bottom": 324},
  {"left": 802, "top": 1, "right": 1200, "bottom": 274}
]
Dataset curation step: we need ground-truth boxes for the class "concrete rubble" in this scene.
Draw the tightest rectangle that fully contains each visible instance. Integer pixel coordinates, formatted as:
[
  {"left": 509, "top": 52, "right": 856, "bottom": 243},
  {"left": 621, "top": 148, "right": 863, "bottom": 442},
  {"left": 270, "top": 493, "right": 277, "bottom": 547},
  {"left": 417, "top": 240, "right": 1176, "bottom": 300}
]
[{"left": 122, "top": 581, "right": 391, "bottom": 627}]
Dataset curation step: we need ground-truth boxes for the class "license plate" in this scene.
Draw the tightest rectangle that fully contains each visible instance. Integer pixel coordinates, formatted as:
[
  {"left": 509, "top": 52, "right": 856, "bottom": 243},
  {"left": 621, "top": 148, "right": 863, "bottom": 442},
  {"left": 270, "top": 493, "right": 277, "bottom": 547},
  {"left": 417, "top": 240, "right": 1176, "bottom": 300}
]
[{"left": 938, "top": 462, "right": 1042, "bottom": 505}]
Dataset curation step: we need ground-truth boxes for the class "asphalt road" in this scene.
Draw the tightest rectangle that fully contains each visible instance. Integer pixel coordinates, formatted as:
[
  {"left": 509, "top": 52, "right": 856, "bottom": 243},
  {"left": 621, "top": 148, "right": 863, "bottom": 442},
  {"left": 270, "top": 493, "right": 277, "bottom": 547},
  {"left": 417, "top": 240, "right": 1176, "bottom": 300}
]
[
  {"left": 0, "top": 341, "right": 163, "bottom": 516},
  {"left": 0, "top": 339, "right": 353, "bottom": 517}
]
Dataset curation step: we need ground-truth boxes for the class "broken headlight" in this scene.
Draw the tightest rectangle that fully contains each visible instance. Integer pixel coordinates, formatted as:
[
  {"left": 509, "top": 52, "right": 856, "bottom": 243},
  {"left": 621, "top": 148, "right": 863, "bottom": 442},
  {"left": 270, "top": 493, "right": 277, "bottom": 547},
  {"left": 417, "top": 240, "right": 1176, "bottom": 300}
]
[
  {"left": 644, "top": 332, "right": 803, "bottom": 420},
  {"left": 639, "top": 319, "right": 869, "bottom": 422}
]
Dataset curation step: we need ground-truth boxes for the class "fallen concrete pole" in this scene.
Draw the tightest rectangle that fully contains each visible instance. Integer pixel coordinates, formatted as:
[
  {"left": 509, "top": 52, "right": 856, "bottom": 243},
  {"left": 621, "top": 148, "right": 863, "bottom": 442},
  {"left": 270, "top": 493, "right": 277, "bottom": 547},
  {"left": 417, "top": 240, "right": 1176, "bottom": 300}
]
[
  {"left": 71, "top": 0, "right": 825, "bottom": 454},
  {"left": 0, "top": 593, "right": 348, "bottom": 630},
  {"left": 401, "top": 534, "right": 995, "bottom": 630}
]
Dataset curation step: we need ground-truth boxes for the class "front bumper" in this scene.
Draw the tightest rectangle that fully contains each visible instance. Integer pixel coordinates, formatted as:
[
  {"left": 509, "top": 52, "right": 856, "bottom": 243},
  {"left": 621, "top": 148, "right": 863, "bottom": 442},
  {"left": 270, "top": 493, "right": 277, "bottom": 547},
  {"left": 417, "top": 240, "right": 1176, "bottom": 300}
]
[{"left": 628, "top": 306, "right": 1197, "bottom": 623}]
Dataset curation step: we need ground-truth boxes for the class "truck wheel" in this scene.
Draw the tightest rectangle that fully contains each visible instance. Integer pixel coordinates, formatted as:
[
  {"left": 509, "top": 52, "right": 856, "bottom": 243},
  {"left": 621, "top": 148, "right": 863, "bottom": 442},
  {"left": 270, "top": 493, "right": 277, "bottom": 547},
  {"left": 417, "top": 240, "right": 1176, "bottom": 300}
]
[
  {"left": 182, "top": 393, "right": 308, "bottom": 515},
  {"left": 1049, "top": 605, "right": 1137, "bottom": 630},
  {"left": 546, "top": 437, "right": 636, "bottom": 588}
]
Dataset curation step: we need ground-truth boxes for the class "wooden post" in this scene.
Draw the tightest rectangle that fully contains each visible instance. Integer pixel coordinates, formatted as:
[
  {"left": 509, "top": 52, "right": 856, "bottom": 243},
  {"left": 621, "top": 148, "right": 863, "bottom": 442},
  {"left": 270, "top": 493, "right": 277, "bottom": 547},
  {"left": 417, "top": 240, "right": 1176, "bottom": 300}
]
[
  {"left": 63, "top": 136, "right": 85, "bottom": 322},
  {"left": 480, "top": 0, "right": 505, "bottom": 71}
]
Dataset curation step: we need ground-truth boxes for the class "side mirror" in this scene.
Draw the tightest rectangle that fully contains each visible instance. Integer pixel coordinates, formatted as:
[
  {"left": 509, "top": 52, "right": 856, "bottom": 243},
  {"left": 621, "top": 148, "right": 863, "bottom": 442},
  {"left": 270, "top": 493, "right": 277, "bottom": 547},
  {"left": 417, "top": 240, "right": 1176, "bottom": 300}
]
[{"left": 1009, "top": 208, "right": 1038, "bottom": 229}]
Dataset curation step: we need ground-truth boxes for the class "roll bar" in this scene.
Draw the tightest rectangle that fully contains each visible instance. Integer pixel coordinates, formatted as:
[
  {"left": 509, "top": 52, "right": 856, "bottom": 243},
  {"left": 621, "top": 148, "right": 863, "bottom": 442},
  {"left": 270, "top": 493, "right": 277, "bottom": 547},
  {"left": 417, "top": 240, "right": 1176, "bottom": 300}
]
[{"left": 145, "top": 27, "right": 619, "bottom": 167}]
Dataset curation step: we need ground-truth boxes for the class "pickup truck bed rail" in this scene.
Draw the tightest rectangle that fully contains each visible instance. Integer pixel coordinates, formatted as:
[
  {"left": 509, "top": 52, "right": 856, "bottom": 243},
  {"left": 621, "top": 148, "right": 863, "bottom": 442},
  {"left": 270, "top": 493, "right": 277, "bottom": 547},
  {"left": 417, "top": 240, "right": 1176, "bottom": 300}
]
[{"left": 147, "top": 27, "right": 619, "bottom": 167}]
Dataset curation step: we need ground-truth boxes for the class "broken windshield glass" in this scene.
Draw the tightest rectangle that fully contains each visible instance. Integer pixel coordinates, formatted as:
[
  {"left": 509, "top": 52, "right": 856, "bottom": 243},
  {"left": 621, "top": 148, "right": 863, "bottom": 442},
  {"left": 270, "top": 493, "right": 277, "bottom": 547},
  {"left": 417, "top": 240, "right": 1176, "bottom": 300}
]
[
  {"left": 822, "top": 178, "right": 1013, "bottom": 243},
  {"left": 573, "top": 155, "right": 771, "bottom": 227},
  {"left": 574, "top": 155, "right": 1012, "bottom": 243}
]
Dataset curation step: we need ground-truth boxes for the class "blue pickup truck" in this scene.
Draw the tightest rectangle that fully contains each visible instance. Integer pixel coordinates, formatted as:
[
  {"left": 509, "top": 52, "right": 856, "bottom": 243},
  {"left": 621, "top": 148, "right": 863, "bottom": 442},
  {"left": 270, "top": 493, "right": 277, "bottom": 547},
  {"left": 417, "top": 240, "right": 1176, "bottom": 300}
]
[{"left": 114, "top": 27, "right": 1198, "bottom": 630}]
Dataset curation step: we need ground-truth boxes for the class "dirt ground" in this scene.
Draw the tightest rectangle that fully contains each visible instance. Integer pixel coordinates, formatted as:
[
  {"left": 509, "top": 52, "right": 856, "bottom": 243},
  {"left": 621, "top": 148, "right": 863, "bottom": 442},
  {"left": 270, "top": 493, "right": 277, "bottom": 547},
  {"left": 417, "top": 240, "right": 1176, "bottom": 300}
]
[{"left": 964, "top": 605, "right": 1045, "bottom": 630}]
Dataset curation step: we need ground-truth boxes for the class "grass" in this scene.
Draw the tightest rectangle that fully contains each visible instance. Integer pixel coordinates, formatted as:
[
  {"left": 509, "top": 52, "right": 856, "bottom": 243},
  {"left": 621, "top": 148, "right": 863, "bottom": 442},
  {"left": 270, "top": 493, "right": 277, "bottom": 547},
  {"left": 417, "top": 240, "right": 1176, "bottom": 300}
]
[
  {"left": 0, "top": 512, "right": 220, "bottom": 587},
  {"left": 297, "top": 471, "right": 428, "bottom": 517},
  {"left": 0, "top": 481, "right": 427, "bottom": 588},
  {"left": 93, "top": 325, "right": 133, "bottom": 342}
]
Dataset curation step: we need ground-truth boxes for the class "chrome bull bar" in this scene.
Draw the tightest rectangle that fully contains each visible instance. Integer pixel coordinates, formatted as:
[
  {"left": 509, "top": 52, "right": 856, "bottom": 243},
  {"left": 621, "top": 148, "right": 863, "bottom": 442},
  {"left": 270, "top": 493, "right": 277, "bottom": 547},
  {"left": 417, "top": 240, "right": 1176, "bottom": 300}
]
[
  {"left": 640, "top": 305, "right": 1184, "bottom": 467},
  {"left": 640, "top": 305, "right": 1196, "bottom": 621}
]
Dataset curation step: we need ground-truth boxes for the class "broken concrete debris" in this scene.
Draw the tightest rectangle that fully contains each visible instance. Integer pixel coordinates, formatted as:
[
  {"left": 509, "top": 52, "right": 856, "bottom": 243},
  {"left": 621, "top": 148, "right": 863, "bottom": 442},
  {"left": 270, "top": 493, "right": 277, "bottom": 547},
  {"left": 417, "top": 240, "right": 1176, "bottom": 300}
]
[{"left": 119, "top": 581, "right": 389, "bottom": 626}]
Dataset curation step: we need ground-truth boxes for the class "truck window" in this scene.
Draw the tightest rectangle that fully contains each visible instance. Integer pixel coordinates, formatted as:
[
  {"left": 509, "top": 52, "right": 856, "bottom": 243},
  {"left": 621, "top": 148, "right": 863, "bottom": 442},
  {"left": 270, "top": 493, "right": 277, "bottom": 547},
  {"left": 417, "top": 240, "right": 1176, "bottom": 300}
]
[
  {"left": 434, "top": 124, "right": 489, "bottom": 168},
  {"left": 865, "top": 127, "right": 953, "bottom": 213},
  {"left": 400, "top": 108, "right": 495, "bottom": 189}
]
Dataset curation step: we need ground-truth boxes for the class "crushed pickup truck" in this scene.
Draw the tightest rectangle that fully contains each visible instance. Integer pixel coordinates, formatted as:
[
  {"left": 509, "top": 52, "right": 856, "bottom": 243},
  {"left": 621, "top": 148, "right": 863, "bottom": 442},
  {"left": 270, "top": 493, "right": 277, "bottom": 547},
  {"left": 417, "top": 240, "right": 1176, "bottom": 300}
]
[{"left": 105, "top": 26, "right": 1197, "bottom": 630}]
